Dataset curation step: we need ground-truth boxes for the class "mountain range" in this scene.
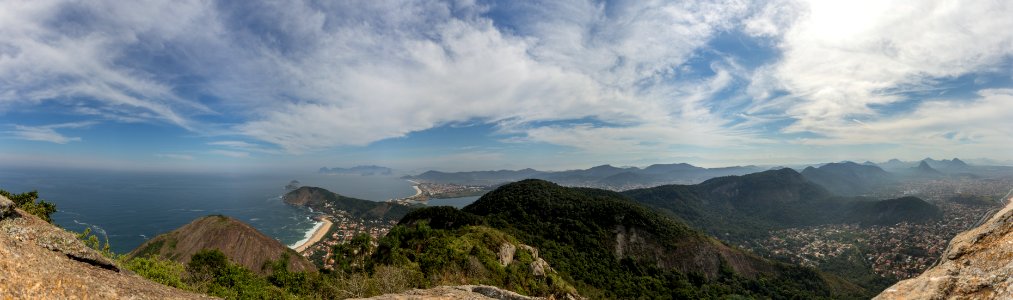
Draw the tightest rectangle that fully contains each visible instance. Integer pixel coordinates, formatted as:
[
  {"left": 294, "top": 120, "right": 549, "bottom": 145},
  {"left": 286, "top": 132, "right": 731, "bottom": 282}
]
[
  {"left": 318, "top": 165, "right": 393, "bottom": 176},
  {"left": 398, "top": 179, "right": 867, "bottom": 298},
  {"left": 623, "top": 168, "right": 942, "bottom": 241},
  {"left": 405, "top": 163, "right": 766, "bottom": 187}
]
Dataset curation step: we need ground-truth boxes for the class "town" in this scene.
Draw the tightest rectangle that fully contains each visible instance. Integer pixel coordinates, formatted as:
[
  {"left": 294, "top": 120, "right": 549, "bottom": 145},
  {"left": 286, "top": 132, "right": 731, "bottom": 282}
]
[{"left": 749, "top": 178, "right": 1011, "bottom": 280}]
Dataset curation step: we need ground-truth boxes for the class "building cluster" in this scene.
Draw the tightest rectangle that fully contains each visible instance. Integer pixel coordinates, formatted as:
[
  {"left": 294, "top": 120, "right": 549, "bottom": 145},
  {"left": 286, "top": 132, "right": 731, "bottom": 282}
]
[
  {"left": 416, "top": 182, "right": 488, "bottom": 198},
  {"left": 749, "top": 178, "right": 1010, "bottom": 280},
  {"left": 300, "top": 214, "right": 398, "bottom": 270}
]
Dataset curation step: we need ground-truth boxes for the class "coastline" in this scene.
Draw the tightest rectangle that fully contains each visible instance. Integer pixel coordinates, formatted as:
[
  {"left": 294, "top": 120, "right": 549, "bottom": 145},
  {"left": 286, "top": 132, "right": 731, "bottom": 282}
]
[
  {"left": 291, "top": 217, "right": 333, "bottom": 252},
  {"left": 411, "top": 184, "right": 422, "bottom": 197}
]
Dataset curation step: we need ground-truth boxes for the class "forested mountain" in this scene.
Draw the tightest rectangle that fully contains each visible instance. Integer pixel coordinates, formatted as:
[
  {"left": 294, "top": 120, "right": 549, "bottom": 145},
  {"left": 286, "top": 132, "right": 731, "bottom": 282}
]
[
  {"left": 844, "top": 197, "right": 943, "bottom": 226},
  {"left": 396, "top": 179, "right": 868, "bottom": 299},
  {"left": 801, "top": 162, "right": 893, "bottom": 196},
  {"left": 623, "top": 169, "right": 940, "bottom": 240},
  {"left": 623, "top": 169, "right": 841, "bottom": 240},
  {"left": 283, "top": 186, "right": 414, "bottom": 221}
]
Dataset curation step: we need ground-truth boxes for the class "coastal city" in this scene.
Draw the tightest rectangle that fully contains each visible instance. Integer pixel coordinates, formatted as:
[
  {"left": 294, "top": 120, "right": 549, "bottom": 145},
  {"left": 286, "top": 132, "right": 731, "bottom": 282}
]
[
  {"left": 292, "top": 176, "right": 1013, "bottom": 280},
  {"left": 297, "top": 214, "right": 397, "bottom": 270},
  {"left": 391, "top": 181, "right": 490, "bottom": 204},
  {"left": 748, "top": 179, "right": 1011, "bottom": 280}
]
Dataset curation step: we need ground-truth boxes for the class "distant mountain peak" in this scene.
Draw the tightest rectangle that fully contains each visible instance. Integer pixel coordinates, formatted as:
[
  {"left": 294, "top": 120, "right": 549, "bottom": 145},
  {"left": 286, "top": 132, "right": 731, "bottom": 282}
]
[{"left": 915, "top": 160, "right": 940, "bottom": 173}]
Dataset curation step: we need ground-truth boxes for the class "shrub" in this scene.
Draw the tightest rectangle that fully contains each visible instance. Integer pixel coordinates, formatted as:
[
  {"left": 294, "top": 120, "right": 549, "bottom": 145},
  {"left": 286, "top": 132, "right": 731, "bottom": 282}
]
[{"left": 1, "top": 189, "right": 57, "bottom": 222}]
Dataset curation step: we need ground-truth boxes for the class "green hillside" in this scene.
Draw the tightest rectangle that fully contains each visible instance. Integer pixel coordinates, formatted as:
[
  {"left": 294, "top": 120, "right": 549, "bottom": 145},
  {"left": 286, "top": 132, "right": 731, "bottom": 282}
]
[{"left": 396, "top": 179, "right": 868, "bottom": 299}]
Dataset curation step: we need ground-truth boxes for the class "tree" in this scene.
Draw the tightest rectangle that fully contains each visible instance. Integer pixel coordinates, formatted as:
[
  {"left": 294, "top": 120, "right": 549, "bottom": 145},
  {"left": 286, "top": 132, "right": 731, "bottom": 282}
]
[
  {"left": 0, "top": 189, "right": 57, "bottom": 223},
  {"left": 333, "top": 233, "right": 374, "bottom": 273}
]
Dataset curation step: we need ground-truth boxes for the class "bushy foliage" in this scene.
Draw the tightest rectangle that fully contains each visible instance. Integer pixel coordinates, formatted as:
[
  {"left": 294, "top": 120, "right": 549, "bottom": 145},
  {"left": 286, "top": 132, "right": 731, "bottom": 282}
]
[
  {"left": 184, "top": 249, "right": 293, "bottom": 299},
  {"left": 77, "top": 227, "right": 114, "bottom": 258},
  {"left": 375, "top": 221, "right": 577, "bottom": 298},
  {"left": 331, "top": 233, "right": 374, "bottom": 273},
  {"left": 1, "top": 189, "right": 57, "bottom": 223},
  {"left": 446, "top": 179, "right": 867, "bottom": 299},
  {"left": 125, "top": 256, "right": 191, "bottom": 290}
]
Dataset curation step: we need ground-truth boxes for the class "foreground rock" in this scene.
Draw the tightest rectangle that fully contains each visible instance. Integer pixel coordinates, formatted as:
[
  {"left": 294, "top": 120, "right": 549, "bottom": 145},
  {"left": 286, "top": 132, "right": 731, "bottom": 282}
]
[
  {"left": 353, "top": 285, "right": 544, "bottom": 300},
  {"left": 0, "top": 197, "right": 211, "bottom": 299},
  {"left": 876, "top": 196, "right": 1013, "bottom": 299}
]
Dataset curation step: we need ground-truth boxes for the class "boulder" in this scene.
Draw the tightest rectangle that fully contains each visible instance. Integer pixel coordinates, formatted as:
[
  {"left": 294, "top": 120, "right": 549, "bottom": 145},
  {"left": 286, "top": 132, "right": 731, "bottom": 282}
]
[
  {"left": 497, "top": 243, "right": 516, "bottom": 266},
  {"left": 0, "top": 195, "right": 13, "bottom": 219},
  {"left": 530, "top": 258, "right": 553, "bottom": 277}
]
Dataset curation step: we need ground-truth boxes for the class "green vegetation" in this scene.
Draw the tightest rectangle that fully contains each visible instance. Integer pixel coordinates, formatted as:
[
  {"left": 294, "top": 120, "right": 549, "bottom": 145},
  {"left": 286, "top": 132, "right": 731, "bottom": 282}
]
[
  {"left": 375, "top": 222, "right": 577, "bottom": 297},
  {"left": 77, "top": 227, "right": 114, "bottom": 258},
  {"left": 284, "top": 187, "right": 414, "bottom": 221},
  {"left": 845, "top": 196, "right": 942, "bottom": 226},
  {"left": 396, "top": 179, "right": 868, "bottom": 299},
  {"left": 621, "top": 170, "right": 943, "bottom": 294},
  {"left": 124, "top": 255, "right": 190, "bottom": 290},
  {"left": 1, "top": 189, "right": 57, "bottom": 223}
]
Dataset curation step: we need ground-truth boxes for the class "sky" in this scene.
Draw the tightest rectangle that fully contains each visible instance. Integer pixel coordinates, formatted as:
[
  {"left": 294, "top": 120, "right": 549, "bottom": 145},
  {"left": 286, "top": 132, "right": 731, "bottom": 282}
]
[{"left": 1, "top": 0, "right": 1012, "bottom": 173}]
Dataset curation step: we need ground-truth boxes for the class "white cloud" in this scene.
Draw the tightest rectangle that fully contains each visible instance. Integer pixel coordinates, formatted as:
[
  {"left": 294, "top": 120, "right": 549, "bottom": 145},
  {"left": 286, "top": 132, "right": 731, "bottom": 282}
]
[
  {"left": 226, "top": 0, "right": 760, "bottom": 153},
  {"left": 748, "top": 0, "right": 1013, "bottom": 141},
  {"left": 0, "top": 0, "right": 216, "bottom": 128},
  {"left": 796, "top": 89, "right": 1013, "bottom": 148},
  {"left": 8, "top": 121, "right": 95, "bottom": 144},
  {"left": 2, "top": 0, "right": 1011, "bottom": 164}
]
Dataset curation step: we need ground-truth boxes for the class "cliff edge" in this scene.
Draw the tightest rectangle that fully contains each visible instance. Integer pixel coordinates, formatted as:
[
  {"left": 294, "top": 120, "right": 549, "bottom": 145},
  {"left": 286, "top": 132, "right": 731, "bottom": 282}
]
[
  {"left": 876, "top": 194, "right": 1013, "bottom": 299},
  {"left": 0, "top": 195, "right": 211, "bottom": 299}
]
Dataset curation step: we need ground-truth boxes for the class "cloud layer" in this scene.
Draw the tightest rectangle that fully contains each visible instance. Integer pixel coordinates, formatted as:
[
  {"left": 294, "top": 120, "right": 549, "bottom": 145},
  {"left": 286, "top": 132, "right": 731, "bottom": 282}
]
[{"left": 1, "top": 0, "right": 1011, "bottom": 163}]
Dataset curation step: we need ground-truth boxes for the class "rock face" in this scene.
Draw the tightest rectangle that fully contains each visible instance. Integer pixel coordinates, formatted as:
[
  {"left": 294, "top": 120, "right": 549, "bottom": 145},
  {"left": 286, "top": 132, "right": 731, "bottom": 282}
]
[
  {"left": 494, "top": 242, "right": 554, "bottom": 277},
  {"left": 128, "top": 215, "right": 316, "bottom": 275},
  {"left": 353, "top": 285, "right": 544, "bottom": 300},
  {"left": 0, "top": 194, "right": 14, "bottom": 217},
  {"left": 497, "top": 243, "right": 516, "bottom": 266},
  {"left": 876, "top": 196, "right": 1013, "bottom": 299},
  {"left": 0, "top": 206, "right": 210, "bottom": 299}
]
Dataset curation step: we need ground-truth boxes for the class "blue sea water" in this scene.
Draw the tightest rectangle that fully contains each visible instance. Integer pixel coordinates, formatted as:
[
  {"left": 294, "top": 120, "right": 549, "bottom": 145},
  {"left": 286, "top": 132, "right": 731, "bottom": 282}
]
[
  {"left": 426, "top": 196, "right": 481, "bottom": 208},
  {"left": 0, "top": 168, "right": 417, "bottom": 254}
]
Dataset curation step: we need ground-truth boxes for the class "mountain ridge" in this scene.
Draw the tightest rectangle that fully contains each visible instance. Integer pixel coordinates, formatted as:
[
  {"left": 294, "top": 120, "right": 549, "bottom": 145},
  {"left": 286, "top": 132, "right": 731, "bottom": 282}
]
[{"left": 400, "top": 179, "right": 868, "bottom": 298}]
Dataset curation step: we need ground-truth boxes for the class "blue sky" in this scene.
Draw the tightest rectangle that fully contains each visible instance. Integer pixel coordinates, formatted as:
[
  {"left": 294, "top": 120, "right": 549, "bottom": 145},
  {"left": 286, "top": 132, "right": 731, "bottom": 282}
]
[{"left": 2, "top": 0, "right": 1012, "bottom": 172}]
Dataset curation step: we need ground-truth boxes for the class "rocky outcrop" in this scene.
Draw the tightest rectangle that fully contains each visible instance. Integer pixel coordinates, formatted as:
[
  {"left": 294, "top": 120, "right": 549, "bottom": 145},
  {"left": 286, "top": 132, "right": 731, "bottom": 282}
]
[
  {"left": 876, "top": 197, "right": 1013, "bottom": 299},
  {"left": 128, "top": 215, "right": 316, "bottom": 275},
  {"left": 0, "top": 194, "right": 14, "bottom": 218},
  {"left": 497, "top": 243, "right": 516, "bottom": 266},
  {"left": 352, "top": 285, "right": 544, "bottom": 300},
  {"left": 494, "top": 242, "right": 554, "bottom": 277},
  {"left": 0, "top": 205, "right": 211, "bottom": 299}
]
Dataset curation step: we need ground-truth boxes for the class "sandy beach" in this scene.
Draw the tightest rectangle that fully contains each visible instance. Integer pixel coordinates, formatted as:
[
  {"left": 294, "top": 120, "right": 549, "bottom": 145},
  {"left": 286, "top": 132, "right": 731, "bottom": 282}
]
[
  {"left": 293, "top": 217, "right": 333, "bottom": 252},
  {"left": 406, "top": 180, "right": 423, "bottom": 198}
]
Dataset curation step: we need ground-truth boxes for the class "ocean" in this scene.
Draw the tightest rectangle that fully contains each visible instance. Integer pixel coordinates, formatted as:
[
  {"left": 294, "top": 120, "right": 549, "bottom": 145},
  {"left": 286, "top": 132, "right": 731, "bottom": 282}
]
[{"left": 0, "top": 168, "right": 421, "bottom": 254}]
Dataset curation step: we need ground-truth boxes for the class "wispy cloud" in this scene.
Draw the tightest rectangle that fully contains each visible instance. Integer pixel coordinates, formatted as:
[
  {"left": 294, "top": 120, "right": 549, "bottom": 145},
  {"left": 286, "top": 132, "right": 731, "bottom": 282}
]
[
  {"left": 209, "top": 150, "right": 250, "bottom": 158},
  {"left": 1, "top": 0, "right": 1011, "bottom": 164},
  {"left": 155, "top": 153, "right": 195, "bottom": 161},
  {"left": 8, "top": 122, "right": 96, "bottom": 144},
  {"left": 746, "top": 0, "right": 1013, "bottom": 144}
]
